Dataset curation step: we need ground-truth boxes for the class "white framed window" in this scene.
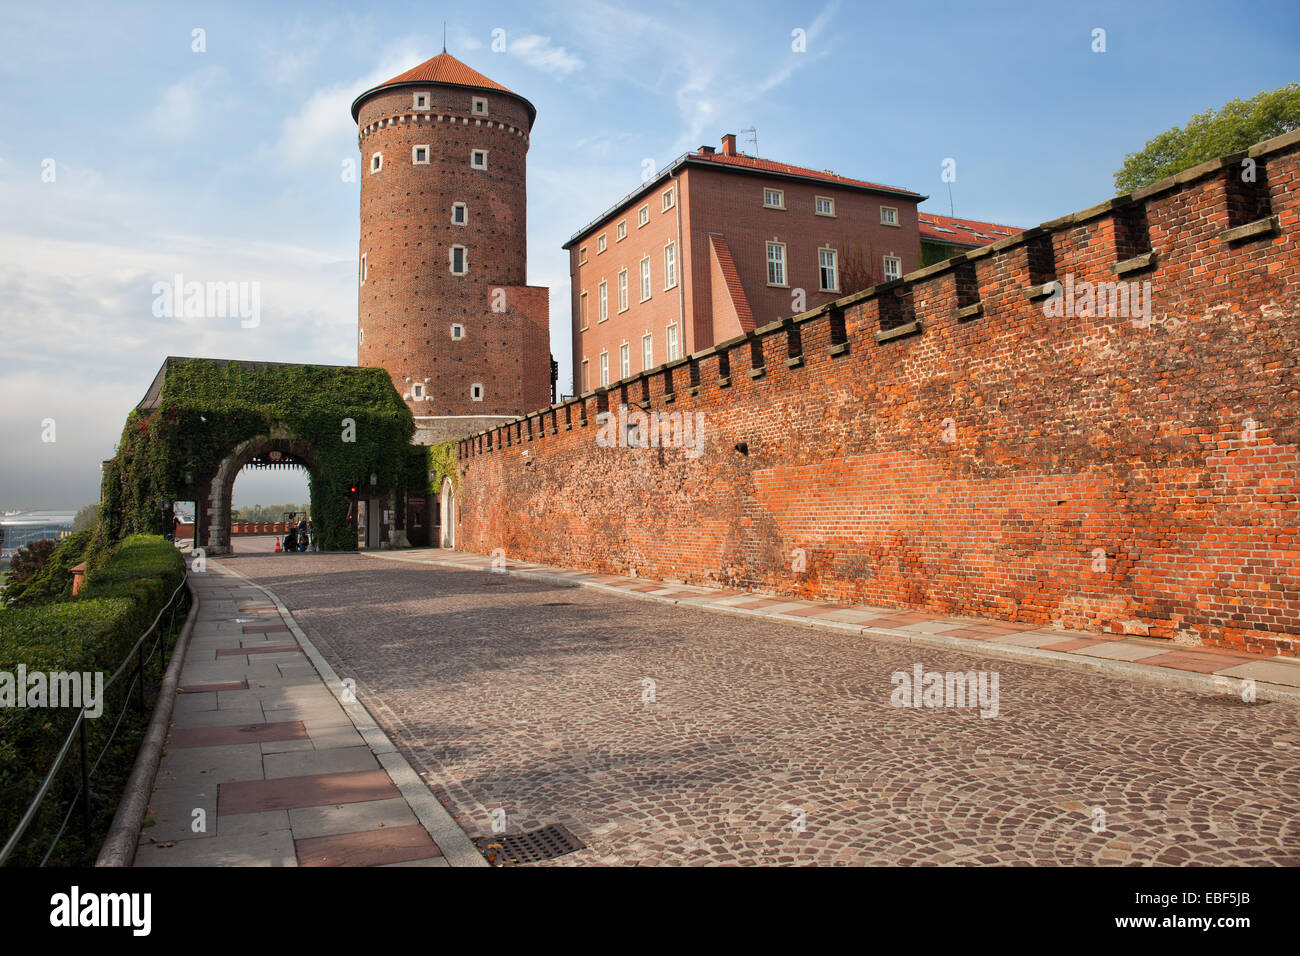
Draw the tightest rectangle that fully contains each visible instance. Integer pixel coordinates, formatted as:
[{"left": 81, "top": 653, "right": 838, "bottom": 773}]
[
  {"left": 414, "top": 92, "right": 430, "bottom": 110},
  {"left": 818, "top": 247, "right": 839, "bottom": 292},
  {"left": 883, "top": 255, "right": 902, "bottom": 280},
  {"left": 412, "top": 382, "right": 426, "bottom": 400},
  {"left": 451, "top": 323, "right": 465, "bottom": 340},
  {"left": 663, "top": 241, "right": 677, "bottom": 290},
  {"left": 616, "top": 220, "right": 627, "bottom": 241},
  {"left": 582, "top": 359, "right": 590, "bottom": 392},
  {"left": 579, "top": 291, "right": 589, "bottom": 330},
  {"left": 370, "top": 152, "right": 382, "bottom": 173},
  {"left": 451, "top": 202, "right": 467, "bottom": 225},
  {"left": 640, "top": 257, "right": 652, "bottom": 301},
  {"left": 598, "top": 280, "right": 608, "bottom": 321},
  {"left": 642, "top": 333, "right": 653, "bottom": 371},
  {"left": 763, "top": 188, "right": 785, "bottom": 209},
  {"left": 617, "top": 269, "right": 629, "bottom": 312},
  {"left": 638, "top": 204, "right": 650, "bottom": 227},
  {"left": 360, "top": 253, "right": 367, "bottom": 284},
  {"left": 470, "top": 383, "right": 484, "bottom": 401},
  {"left": 620, "top": 342, "right": 630, "bottom": 379},
  {"left": 470, "top": 149, "right": 488, "bottom": 170},
  {"left": 766, "top": 241, "right": 787, "bottom": 286},
  {"left": 450, "top": 245, "right": 468, "bottom": 275},
  {"left": 597, "top": 233, "right": 607, "bottom": 254},
  {"left": 666, "top": 323, "right": 679, "bottom": 361},
  {"left": 412, "top": 145, "right": 430, "bottom": 164},
  {"left": 662, "top": 187, "right": 675, "bottom": 211},
  {"left": 578, "top": 245, "right": 588, "bottom": 265},
  {"left": 881, "top": 206, "right": 899, "bottom": 226},
  {"left": 815, "top": 196, "right": 835, "bottom": 216},
  {"left": 599, "top": 350, "right": 609, "bottom": 387},
  {"left": 471, "top": 96, "right": 489, "bottom": 116}
]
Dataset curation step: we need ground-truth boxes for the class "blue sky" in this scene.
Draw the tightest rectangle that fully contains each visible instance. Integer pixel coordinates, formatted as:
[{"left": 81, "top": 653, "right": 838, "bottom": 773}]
[{"left": 1, "top": 0, "right": 1296, "bottom": 509}]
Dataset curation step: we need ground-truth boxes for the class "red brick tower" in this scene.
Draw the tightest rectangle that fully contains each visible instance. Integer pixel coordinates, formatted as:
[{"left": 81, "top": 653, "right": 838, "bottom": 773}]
[{"left": 352, "top": 52, "right": 552, "bottom": 444}]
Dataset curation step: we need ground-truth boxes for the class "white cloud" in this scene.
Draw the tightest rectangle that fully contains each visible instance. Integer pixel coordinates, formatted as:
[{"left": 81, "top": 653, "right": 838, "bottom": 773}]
[
  {"left": 147, "top": 67, "right": 226, "bottom": 141},
  {"left": 271, "top": 41, "right": 428, "bottom": 167},
  {"left": 509, "top": 34, "right": 583, "bottom": 76}
]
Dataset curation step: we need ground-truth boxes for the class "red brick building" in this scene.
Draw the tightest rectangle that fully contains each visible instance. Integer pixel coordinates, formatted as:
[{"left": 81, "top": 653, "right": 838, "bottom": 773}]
[
  {"left": 564, "top": 133, "right": 925, "bottom": 394},
  {"left": 352, "top": 52, "right": 552, "bottom": 445}
]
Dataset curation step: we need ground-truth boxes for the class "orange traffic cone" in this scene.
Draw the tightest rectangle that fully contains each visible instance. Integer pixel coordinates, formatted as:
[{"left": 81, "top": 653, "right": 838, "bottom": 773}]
[{"left": 274, "top": 536, "right": 282, "bottom": 553}]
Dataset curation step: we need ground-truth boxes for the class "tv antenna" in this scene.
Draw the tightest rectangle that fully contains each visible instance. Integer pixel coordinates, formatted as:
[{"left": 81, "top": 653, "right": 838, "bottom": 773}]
[{"left": 740, "top": 126, "right": 758, "bottom": 157}]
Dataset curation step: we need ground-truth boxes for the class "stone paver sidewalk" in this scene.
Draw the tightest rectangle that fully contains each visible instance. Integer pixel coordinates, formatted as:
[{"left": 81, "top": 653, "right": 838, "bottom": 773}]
[
  {"left": 363, "top": 548, "right": 1300, "bottom": 699},
  {"left": 134, "top": 559, "right": 485, "bottom": 867}
]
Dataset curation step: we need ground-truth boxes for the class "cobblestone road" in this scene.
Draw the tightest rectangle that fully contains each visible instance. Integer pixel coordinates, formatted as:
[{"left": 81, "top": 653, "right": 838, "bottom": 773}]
[{"left": 224, "top": 548, "right": 1300, "bottom": 865}]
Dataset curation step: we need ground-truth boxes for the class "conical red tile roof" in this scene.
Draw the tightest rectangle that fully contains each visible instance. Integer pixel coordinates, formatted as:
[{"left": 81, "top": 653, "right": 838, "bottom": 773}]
[{"left": 351, "top": 52, "right": 535, "bottom": 127}]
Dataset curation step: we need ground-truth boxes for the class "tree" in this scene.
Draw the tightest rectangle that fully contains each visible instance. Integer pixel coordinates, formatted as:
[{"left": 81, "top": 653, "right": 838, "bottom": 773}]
[
  {"left": 4, "top": 538, "right": 57, "bottom": 589},
  {"left": 72, "top": 503, "right": 98, "bottom": 532},
  {"left": 838, "top": 241, "right": 883, "bottom": 297},
  {"left": 1114, "top": 84, "right": 1300, "bottom": 193}
]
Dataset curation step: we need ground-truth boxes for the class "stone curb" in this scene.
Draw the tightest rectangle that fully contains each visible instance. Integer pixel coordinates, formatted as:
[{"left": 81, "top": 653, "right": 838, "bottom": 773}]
[
  {"left": 361, "top": 551, "right": 1300, "bottom": 706},
  {"left": 96, "top": 573, "right": 201, "bottom": 867},
  {"left": 215, "top": 560, "right": 488, "bottom": 867}
]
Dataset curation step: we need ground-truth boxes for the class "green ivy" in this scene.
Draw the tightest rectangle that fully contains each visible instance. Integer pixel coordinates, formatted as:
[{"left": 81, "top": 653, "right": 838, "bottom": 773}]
[
  {"left": 427, "top": 441, "right": 459, "bottom": 493},
  {"left": 100, "top": 360, "right": 416, "bottom": 551}
]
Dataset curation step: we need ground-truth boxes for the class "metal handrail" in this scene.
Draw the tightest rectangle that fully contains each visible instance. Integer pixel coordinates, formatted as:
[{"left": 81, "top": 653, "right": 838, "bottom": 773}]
[{"left": 0, "top": 570, "right": 188, "bottom": 866}]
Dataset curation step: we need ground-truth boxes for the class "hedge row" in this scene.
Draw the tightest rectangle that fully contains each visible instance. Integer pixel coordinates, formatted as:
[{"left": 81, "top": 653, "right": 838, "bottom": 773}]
[{"left": 0, "top": 534, "right": 186, "bottom": 865}]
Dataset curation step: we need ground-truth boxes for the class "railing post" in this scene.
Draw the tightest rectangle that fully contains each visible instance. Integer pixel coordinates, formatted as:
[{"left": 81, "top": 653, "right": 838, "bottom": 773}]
[
  {"left": 137, "top": 644, "right": 146, "bottom": 712},
  {"left": 79, "top": 717, "right": 90, "bottom": 847}
]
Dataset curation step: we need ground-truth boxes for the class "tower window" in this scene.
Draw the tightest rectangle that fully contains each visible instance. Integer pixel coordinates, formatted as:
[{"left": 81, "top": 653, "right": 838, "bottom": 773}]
[
  {"left": 763, "top": 188, "right": 784, "bottom": 209},
  {"left": 581, "top": 359, "right": 590, "bottom": 392},
  {"left": 360, "top": 253, "right": 367, "bottom": 283},
  {"left": 881, "top": 206, "right": 899, "bottom": 226},
  {"left": 815, "top": 196, "right": 835, "bottom": 217},
  {"left": 371, "top": 152, "right": 382, "bottom": 173},
  {"left": 664, "top": 241, "right": 677, "bottom": 290},
  {"left": 819, "top": 247, "right": 839, "bottom": 292},
  {"left": 412, "top": 383, "right": 426, "bottom": 400},
  {"left": 451, "top": 323, "right": 465, "bottom": 340},
  {"left": 470, "top": 383, "right": 484, "bottom": 401},
  {"left": 412, "top": 145, "right": 430, "bottom": 164},
  {"left": 471, "top": 96, "right": 488, "bottom": 115},
  {"left": 414, "top": 92, "right": 430, "bottom": 110},
  {"left": 471, "top": 149, "right": 488, "bottom": 170},
  {"left": 451, "top": 202, "right": 467, "bottom": 225},
  {"left": 359, "top": 327, "right": 365, "bottom": 344},
  {"left": 616, "top": 220, "right": 627, "bottom": 241},
  {"left": 619, "top": 343, "right": 630, "bottom": 379},
  {"left": 599, "top": 351, "right": 609, "bottom": 387},
  {"left": 662, "top": 187, "right": 675, "bottom": 211},
  {"left": 638, "top": 205, "right": 650, "bottom": 228},
  {"left": 597, "top": 234, "right": 607, "bottom": 254},
  {"left": 579, "top": 291, "right": 588, "bottom": 330},
  {"left": 617, "top": 269, "right": 628, "bottom": 312},
  {"left": 766, "top": 241, "right": 787, "bottom": 286},
  {"left": 450, "top": 245, "right": 467, "bottom": 275},
  {"left": 883, "top": 255, "right": 902, "bottom": 280}
]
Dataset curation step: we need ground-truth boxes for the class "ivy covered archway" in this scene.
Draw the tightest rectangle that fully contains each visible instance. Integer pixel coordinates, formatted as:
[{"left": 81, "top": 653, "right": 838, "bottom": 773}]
[{"left": 101, "top": 357, "right": 426, "bottom": 553}]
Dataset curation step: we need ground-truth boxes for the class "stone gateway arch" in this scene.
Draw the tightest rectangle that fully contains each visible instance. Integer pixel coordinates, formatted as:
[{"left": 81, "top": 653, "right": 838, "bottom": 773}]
[{"left": 102, "top": 357, "right": 426, "bottom": 555}]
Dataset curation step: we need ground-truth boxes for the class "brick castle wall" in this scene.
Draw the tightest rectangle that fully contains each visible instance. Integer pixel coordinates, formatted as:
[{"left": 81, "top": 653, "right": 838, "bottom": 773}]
[{"left": 452, "top": 131, "right": 1300, "bottom": 656}]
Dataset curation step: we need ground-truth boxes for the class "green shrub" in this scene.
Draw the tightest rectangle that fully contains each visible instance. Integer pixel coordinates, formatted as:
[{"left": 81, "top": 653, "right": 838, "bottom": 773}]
[
  {"left": 2, "top": 529, "right": 95, "bottom": 609},
  {"left": 0, "top": 534, "right": 185, "bottom": 865}
]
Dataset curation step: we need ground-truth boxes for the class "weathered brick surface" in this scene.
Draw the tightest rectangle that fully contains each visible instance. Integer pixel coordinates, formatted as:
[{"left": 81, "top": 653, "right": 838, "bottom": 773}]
[
  {"left": 456, "top": 133, "right": 1300, "bottom": 656},
  {"left": 356, "top": 84, "right": 550, "bottom": 431}
]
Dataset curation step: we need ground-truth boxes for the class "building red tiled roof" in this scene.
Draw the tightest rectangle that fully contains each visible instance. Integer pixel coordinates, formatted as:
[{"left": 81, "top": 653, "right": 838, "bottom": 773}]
[
  {"left": 688, "top": 150, "right": 924, "bottom": 199},
  {"left": 382, "top": 52, "right": 515, "bottom": 95},
  {"left": 350, "top": 52, "right": 535, "bottom": 125},
  {"left": 917, "top": 212, "right": 1023, "bottom": 248}
]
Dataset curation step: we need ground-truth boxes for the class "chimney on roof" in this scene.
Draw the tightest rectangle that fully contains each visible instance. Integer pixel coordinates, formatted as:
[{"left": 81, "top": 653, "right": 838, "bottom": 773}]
[
  {"left": 699, "top": 145, "right": 715, "bottom": 155},
  {"left": 721, "top": 133, "right": 737, "bottom": 156}
]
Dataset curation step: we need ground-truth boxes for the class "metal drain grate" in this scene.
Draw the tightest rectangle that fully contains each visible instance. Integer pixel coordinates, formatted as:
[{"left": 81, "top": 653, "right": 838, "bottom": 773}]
[{"left": 476, "top": 824, "right": 585, "bottom": 866}]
